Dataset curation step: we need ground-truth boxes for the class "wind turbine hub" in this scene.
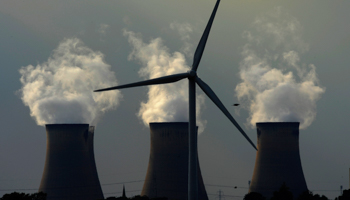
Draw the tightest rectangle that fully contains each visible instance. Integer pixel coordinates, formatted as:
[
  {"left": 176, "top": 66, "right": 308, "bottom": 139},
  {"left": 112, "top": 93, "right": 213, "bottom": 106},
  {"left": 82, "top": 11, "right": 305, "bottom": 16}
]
[{"left": 188, "top": 70, "right": 197, "bottom": 78}]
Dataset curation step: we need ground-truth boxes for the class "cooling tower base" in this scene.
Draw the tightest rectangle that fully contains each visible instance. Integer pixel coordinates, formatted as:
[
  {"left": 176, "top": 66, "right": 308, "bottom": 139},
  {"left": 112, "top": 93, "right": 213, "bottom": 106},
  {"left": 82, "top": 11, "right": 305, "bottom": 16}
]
[
  {"left": 39, "top": 124, "right": 104, "bottom": 200},
  {"left": 249, "top": 122, "right": 308, "bottom": 199},
  {"left": 141, "top": 122, "right": 208, "bottom": 200}
]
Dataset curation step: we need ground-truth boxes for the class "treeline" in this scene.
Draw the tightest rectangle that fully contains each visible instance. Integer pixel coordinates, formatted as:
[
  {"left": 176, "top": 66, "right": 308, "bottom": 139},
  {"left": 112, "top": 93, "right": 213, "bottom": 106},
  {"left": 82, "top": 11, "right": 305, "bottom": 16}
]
[
  {"left": 2, "top": 187, "right": 350, "bottom": 200},
  {"left": 243, "top": 183, "right": 350, "bottom": 200},
  {"left": 0, "top": 193, "right": 167, "bottom": 200},
  {"left": 105, "top": 196, "right": 167, "bottom": 200},
  {"left": 0, "top": 192, "right": 46, "bottom": 200}
]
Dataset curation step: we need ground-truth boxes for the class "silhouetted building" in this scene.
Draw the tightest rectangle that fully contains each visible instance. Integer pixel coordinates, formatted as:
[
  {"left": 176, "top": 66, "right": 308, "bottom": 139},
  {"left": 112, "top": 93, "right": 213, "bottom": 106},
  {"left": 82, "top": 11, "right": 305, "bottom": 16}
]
[
  {"left": 249, "top": 122, "right": 308, "bottom": 199},
  {"left": 39, "top": 124, "right": 104, "bottom": 200},
  {"left": 141, "top": 122, "right": 208, "bottom": 200}
]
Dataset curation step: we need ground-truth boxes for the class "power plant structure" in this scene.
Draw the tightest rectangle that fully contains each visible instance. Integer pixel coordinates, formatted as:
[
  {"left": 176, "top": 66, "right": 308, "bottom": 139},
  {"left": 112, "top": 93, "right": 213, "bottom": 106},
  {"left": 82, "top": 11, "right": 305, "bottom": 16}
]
[
  {"left": 39, "top": 124, "right": 104, "bottom": 200},
  {"left": 249, "top": 122, "right": 308, "bottom": 199},
  {"left": 141, "top": 122, "right": 208, "bottom": 200}
]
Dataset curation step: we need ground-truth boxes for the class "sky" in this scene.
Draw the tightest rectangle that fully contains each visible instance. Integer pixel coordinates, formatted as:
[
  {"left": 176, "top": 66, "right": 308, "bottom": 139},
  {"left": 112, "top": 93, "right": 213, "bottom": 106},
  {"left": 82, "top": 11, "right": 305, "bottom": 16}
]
[{"left": 1, "top": 0, "right": 350, "bottom": 199}]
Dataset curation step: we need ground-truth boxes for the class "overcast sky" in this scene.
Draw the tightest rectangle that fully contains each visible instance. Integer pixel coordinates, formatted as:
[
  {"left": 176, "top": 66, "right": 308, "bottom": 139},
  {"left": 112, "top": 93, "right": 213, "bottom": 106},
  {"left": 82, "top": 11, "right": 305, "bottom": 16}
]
[{"left": 1, "top": 1, "right": 350, "bottom": 199}]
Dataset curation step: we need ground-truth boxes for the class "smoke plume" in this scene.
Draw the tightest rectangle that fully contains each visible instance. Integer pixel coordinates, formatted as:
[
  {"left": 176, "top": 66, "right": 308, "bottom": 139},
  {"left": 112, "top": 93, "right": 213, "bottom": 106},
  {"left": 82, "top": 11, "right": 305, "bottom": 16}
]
[
  {"left": 235, "top": 7, "right": 325, "bottom": 129},
  {"left": 19, "top": 38, "right": 122, "bottom": 126},
  {"left": 123, "top": 29, "right": 206, "bottom": 133}
]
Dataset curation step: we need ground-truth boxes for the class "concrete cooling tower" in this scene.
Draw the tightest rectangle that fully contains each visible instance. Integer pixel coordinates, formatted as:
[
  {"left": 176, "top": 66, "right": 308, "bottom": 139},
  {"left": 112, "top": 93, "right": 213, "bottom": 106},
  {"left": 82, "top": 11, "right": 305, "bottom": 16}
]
[
  {"left": 39, "top": 124, "right": 104, "bottom": 200},
  {"left": 249, "top": 122, "right": 308, "bottom": 199},
  {"left": 141, "top": 122, "right": 208, "bottom": 200}
]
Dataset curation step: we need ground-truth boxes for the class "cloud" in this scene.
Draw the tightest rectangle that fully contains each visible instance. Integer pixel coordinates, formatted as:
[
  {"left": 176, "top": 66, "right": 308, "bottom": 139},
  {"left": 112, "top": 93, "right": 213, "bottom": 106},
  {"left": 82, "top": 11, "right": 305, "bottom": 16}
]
[
  {"left": 19, "top": 38, "right": 122, "bottom": 126},
  {"left": 123, "top": 29, "right": 206, "bottom": 133},
  {"left": 235, "top": 7, "right": 325, "bottom": 129}
]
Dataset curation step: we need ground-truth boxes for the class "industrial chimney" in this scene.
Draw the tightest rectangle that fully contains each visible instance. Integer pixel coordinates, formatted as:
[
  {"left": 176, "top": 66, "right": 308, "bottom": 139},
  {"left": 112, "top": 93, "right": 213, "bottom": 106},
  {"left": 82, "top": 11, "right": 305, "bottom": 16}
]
[
  {"left": 39, "top": 124, "right": 104, "bottom": 200},
  {"left": 141, "top": 122, "right": 208, "bottom": 200},
  {"left": 249, "top": 122, "right": 308, "bottom": 199}
]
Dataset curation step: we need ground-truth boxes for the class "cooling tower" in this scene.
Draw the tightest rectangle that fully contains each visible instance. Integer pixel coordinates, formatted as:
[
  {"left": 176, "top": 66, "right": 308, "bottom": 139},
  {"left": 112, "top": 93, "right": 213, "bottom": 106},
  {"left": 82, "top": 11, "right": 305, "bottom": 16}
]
[
  {"left": 249, "top": 122, "right": 308, "bottom": 199},
  {"left": 141, "top": 122, "right": 208, "bottom": 200},
  {"left": 39, "top": 124, "right": 104, "bottom": 200}
]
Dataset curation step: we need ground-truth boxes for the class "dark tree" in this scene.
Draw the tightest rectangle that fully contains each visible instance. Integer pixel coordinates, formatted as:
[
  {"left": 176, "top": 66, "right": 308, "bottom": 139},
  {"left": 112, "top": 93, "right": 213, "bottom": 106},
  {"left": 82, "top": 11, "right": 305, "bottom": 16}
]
[
  {"left": 244, "top": 192, "right": 266, "bottom": 200},
  {"left": 298, "top": 190, "right": 313, "bottom": 200},
  {"left": 270, "top": 183, "right": 293, "bottom": 200},
  {"left": 297, "top": 190, "right": 328, "bottom": 200},
  {"left": 313, "top": 194, "right": 328, "bottom": 200},
  {"left": 30, "top": 192, "right": 47, "bottom": 200},
  {"left": 0, "top": 192, "right": 46, "bottom": 200},
  {"left": 104, "top": 196, "right": 168, "bottom": 200},
  {"left": 130, "top": 195, "right": 149, "bottom": 200},
  {"left": 0, "top": 192, "right": 30, "bottom": 200},
  {"left": 335, "top": 189, "right": 350, "bottom": 200},
  {"left": 105, "top": 197, "right": 129, "bottom": 200}
]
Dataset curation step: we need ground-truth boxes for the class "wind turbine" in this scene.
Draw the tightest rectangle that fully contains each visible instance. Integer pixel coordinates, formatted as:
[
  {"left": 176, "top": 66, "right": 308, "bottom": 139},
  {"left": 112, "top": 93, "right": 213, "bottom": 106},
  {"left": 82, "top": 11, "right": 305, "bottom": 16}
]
[{"left": 95, "top": 0, "right": 257, "bottom": 199}]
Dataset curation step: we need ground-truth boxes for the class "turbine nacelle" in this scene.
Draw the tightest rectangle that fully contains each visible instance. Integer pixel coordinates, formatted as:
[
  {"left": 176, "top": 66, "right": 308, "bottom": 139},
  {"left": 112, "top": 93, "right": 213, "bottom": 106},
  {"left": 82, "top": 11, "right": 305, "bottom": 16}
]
[{"left": 188, "top": 70, "right": 197, "bottom": 79}]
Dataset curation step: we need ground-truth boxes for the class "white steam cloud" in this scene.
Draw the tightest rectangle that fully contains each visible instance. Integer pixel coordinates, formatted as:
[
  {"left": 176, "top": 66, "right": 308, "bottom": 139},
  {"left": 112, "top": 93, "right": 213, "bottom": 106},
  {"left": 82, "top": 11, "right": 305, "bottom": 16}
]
[
  {"left": 170, "top": 22, "right": 194, "bottom": 57},
  {"left": 19, "top": 38, "right": 122, "bottom": 126},
  {"left": 235, "top": 7, "right": 325, "bottom": 129},
  {"left": 123, "top": 29, "right": 206, "bottom": 133}
]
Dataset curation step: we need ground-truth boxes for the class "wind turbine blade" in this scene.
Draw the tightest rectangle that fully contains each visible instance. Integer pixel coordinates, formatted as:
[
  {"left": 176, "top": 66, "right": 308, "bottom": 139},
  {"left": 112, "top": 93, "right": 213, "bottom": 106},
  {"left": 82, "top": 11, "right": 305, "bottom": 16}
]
[
  {"left": 191, "top": 0, "right": 221, "bottom": 71},
  {"left": 195, "top": 76, "right": 257, "bottom": 150},
  {"left": 94, "top": 73, "right": 189, "bottom": 92}
]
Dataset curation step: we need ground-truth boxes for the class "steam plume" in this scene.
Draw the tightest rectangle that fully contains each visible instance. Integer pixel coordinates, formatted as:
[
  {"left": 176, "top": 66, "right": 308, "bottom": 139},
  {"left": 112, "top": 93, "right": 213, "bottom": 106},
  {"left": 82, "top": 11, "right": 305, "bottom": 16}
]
[
  {"left": 170, "top": 22, "right": 194, "bottom": 57},
  {"left": 19, "top": 38, "right": 122, "bottom": 126},
  {"left": 235, "top": 7, "right": 325, "bottom": 129},
  {"left": 123, "top": 29, "right": 206, "bottom": 133}
]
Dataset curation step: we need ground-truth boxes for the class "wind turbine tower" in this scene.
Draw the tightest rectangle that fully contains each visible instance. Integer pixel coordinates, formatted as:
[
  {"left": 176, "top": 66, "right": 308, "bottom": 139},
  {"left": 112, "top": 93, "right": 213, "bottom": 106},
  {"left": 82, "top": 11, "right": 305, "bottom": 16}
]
[{"left": 95, "top": 1, "right": 257, "bottom": 199}]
